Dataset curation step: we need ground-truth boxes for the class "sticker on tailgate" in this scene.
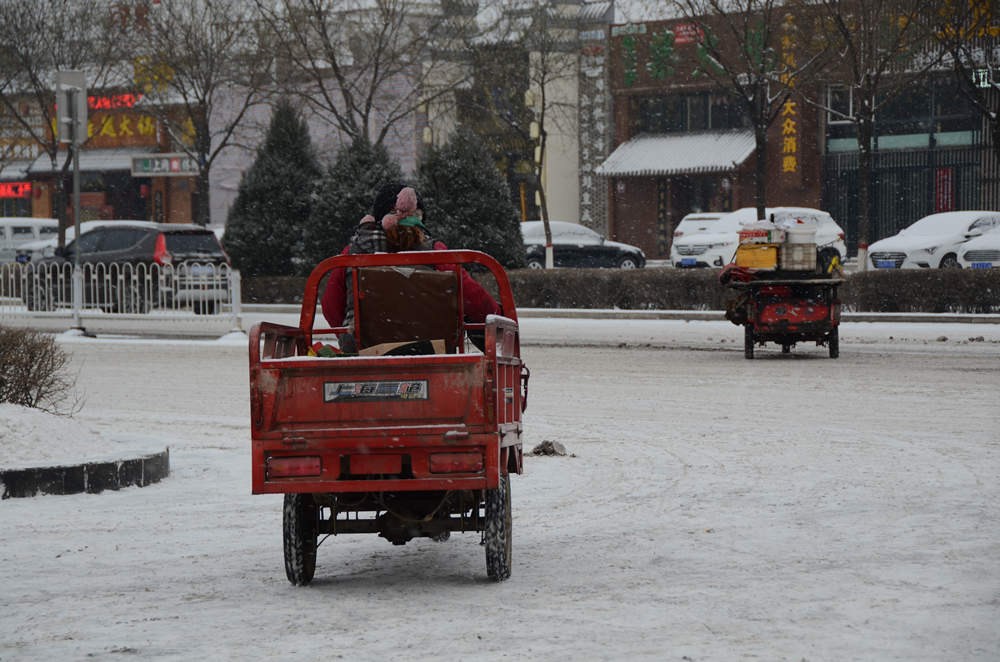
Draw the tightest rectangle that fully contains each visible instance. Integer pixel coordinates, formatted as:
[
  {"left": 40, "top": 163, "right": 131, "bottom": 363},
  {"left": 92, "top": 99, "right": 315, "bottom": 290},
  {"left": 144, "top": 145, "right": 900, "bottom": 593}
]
[{"left": 323, "top": 380, "right": 428, "bottom": 403}]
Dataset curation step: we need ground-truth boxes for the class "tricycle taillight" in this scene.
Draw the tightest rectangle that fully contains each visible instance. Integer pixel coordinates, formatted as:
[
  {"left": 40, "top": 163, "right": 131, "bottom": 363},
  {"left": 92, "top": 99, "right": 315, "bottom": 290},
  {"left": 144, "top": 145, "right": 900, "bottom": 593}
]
[
  {"left": 429, "top": 452, "right": 484, "bottom": 474},
  {"left": 266, "top": 456, "right": 322, "bottom": 478},
  {"left": 154, "top": 234, "right": 173, "bottom": 266}
]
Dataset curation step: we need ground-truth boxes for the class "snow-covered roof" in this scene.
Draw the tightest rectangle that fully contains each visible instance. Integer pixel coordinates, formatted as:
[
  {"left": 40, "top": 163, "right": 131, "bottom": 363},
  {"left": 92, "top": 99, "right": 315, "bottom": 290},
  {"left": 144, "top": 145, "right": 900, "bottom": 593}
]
[
  {"left": 27, "top": 146, "right": 156, "bottom": 174},
  {"left": 579, "top": 1, "right": 613, "bottom": 22},
  {"left": 0, "top": 161, "right": 34, "bottom": 181},
  {"left": 594, "top": 129, "right": 755, "bottom": 177}
]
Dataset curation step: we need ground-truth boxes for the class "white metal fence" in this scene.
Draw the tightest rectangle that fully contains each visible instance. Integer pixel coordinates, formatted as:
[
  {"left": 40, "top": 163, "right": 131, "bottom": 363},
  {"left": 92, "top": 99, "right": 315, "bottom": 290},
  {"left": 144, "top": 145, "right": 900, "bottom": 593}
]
[{"left": 0, "top": 261, "right": 242, "bottom": 333}]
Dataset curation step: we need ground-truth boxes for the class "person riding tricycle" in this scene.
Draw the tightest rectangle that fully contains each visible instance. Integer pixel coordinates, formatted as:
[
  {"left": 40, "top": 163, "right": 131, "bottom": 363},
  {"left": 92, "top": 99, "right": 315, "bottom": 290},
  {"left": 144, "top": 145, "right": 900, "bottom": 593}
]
[{"left": 248, "top": 184, "right": 528, "bottom": 584}]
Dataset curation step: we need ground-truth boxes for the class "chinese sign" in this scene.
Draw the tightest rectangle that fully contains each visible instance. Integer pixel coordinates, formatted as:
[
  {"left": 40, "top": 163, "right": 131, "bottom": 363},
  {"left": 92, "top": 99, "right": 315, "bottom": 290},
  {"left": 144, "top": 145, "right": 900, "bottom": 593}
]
[
  {"left": 623, "top": 36, "right": 638, "bottom": 86},
  {"left": 646, "top": 31, "right": 678, "bottom": 81},
  {"left": 0, "top": 182, "right": 31, "bottom": 198},
  {"left": 88, "top": 93, "right": 141, "bottom": 110},
  {"left": 50, "top": 111, "right": 158, "bottom": 148},
  {"left": 935, "top": 168, "right": 955, "bottom": 212},
  {"left": 579, "top": 31, "right": 612, "bottom": 236},
  {"left": 611, "top": 24, "right": 646, "bottom": 37},
  {"left": 131, "top": 153, "right": 199, "bottom": 177},
  {"left": 780, "top": 16, "right": 797, "bottom": 86},
  {"left": 780, "top": 98, "right": 800, "bottom": 185},
  {"left": 674, "top": 23, "right": 703, "bottom": 45}
]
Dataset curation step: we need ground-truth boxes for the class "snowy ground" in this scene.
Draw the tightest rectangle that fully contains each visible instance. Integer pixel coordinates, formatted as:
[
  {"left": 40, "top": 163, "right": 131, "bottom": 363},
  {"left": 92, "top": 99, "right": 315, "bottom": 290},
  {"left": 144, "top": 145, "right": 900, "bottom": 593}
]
[{"left": 1, "top": 318, "right": 998, "bottom": 661}]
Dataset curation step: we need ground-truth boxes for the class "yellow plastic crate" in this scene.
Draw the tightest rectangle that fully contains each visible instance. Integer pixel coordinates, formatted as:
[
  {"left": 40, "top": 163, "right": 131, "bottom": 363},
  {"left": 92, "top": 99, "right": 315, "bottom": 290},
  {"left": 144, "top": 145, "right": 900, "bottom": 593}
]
[{"left": 735, "top": 243, "right": 779, "bottom": 270}]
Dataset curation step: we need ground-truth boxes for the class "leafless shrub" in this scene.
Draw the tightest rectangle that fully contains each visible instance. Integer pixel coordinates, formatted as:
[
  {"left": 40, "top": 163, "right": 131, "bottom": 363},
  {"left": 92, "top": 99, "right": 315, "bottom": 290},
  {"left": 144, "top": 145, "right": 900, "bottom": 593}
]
[{"left": 0, "top": 326, "right": 82, "bottom": 414}]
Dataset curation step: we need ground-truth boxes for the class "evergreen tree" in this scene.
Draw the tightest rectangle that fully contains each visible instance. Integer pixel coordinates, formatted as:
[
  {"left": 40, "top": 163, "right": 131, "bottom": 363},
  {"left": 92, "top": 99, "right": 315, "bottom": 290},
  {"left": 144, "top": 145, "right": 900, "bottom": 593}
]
[
  {"left": 223, "top": 98, "right": 321, "bottom": 278},
  {"left": 300, "top": 138, "right": 405, "bottom": 273},
  {"left": 416, "top": 127, "right": 526, "bottom": 269}
]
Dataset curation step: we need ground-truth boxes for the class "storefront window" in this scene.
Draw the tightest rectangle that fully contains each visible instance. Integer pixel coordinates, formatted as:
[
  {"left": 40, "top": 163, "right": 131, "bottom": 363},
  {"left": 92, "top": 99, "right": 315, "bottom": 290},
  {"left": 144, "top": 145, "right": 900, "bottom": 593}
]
[
  {"left": 639, "top": 92, "right": 747, "bottom": 134},
  {"left": 828, "top": 86, "right": 851, "bottom": 122},
  {"left": 827, "top": 77, "right": 979, "bottom": 150},
  {"left": 0, "top": 199, "right": 30, "bottom": 216},
  {"left": 687, "top": 95, "right": 707, "bottom": 130}
]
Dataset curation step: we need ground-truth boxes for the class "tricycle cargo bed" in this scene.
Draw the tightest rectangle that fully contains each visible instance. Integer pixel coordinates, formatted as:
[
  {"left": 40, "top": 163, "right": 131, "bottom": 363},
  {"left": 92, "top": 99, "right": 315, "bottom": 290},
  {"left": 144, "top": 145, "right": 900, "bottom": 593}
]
[{"left": 251, "top": 351, "right": 522, "bottom": 495}]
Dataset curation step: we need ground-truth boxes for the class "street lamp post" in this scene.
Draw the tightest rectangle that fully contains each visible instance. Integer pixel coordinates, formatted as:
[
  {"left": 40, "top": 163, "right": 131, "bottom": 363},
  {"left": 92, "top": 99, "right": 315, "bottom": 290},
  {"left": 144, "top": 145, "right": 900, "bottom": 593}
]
[{"left": 56, "top": 70, "right": 87, "bottom": 333}]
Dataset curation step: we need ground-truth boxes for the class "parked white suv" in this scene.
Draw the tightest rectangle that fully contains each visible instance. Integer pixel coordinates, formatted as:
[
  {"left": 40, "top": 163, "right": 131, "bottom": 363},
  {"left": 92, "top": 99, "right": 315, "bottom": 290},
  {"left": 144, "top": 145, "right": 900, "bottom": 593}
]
[{"left": 671, "top": 207, "right": 847, "bottom": 269}]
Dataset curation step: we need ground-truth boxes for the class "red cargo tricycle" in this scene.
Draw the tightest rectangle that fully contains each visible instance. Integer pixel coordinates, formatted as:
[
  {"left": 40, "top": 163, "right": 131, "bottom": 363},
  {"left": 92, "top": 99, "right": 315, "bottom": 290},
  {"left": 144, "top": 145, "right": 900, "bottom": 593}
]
[
  {"left": 249, "top": 251, "right": 527, "bottom": 584},
  {"left": 722, "top": 268, "right": 844, "bottom": 359}
]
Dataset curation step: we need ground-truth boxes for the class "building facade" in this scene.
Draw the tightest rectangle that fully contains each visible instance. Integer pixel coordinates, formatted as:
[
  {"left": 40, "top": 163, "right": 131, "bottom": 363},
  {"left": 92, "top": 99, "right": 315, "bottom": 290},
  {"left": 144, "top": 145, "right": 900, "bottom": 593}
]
[
  {"left": 596, "top": 19, "right": 821, "bottom": 260},
  {"left": 596, "top": 17, "right": 1000, "bottom": 258},
  {"left": 0, "top": 91, "right": 198, "bottom": 225}
]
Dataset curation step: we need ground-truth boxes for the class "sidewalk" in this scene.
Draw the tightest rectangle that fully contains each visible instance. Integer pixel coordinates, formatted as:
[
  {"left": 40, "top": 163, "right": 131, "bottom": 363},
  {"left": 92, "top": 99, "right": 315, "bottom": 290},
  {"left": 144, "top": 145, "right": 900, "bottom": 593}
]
[{"left": 241, "top": 304, "right": 1000, "bottom": 325}]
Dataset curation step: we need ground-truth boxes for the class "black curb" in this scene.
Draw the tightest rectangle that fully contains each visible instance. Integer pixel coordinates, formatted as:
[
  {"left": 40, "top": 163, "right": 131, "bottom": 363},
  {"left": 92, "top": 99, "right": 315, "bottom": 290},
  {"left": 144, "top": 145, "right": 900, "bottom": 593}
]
[{"left": 0, "top": 448, "right": 169, "bottom": 499}]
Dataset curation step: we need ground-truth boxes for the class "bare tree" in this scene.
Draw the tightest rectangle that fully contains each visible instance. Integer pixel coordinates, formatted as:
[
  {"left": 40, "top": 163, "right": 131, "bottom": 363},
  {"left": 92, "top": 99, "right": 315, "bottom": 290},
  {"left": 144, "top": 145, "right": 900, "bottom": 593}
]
[
  {"left": 130, "top": 0, "right": 272, "bottom": 225},
  {"left": 934, "top": 0, "right": 1000, "bottom": 167},
  {"left": 806, "top": 0, "right": 945, "bottom": 270},
  {"left": 464, "top": 0, "right": 583, "bottom": 268},
  {"left": 674, "top": 0, "right": 826, "bottom": 220},
  {"left": 256, "top": 0, "right": 471, "bottom": 148},
  {"left": 0, "top": 0, "right": 128, "bottom": 244}
]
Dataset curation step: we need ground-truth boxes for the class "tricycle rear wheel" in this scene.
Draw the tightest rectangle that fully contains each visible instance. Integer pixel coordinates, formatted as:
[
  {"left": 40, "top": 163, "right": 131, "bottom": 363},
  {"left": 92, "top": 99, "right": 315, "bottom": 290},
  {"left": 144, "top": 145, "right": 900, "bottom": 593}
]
[
  {"left": 485, "top": 473, "right": 512, "bottom": 582},
  {"left": 283, "top": 493, "right": 318, "bottom": 586},
  {"left": 744, "top": 326, "right": 754, "bottom": 359},
  {"left": 829, "top": 327, "right": 839, "bottom": 359}
]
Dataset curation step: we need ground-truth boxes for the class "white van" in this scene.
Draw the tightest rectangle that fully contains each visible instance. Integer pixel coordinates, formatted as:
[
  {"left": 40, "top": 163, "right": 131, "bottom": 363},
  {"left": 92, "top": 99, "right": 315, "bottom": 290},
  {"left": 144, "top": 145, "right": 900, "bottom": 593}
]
[{"left": 0, "top": 217, "right": 59, "bottom": 264}]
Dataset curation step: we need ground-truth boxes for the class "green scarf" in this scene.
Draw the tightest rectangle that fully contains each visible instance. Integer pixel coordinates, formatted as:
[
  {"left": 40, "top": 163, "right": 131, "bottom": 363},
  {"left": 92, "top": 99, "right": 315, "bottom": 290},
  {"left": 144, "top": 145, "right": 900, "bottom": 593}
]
[{"left": 397, "top": 215, "right": 426, "bottom": 230}]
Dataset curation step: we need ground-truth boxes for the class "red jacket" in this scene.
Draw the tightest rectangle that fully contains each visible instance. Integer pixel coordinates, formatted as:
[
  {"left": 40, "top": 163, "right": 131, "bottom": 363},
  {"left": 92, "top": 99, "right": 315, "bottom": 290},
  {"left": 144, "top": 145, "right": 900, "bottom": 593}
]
[{"left": 320, "top": 243, "right": 502, "bottom": 328}]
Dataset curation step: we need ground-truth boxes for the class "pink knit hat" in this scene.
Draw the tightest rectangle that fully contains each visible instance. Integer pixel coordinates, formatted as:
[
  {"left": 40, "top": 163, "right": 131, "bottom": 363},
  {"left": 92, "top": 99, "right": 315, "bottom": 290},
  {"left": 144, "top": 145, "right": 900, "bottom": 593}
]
[{"left": 381, "top": 187, "right": 418, "bottom": 231}]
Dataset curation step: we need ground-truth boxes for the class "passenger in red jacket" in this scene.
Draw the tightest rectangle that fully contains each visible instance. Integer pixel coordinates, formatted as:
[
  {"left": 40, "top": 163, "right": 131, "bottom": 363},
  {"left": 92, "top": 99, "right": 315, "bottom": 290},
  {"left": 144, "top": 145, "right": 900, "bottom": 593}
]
[{"left": 321, "top": 184, "right": 502, "bottom": 352}]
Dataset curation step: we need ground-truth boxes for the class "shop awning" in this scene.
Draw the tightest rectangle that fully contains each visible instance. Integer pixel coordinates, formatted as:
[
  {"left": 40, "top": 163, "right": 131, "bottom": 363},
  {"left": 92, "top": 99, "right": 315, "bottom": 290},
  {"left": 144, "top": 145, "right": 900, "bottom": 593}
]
[
  {"left": 0, "top": 161, "right": 32, "bottom": 181},
  {"left": 27, "top": 147, "right": 155, "bottom": 174},
  {"left": 594, "top": 130, "right": 756, "bottom": 177}
]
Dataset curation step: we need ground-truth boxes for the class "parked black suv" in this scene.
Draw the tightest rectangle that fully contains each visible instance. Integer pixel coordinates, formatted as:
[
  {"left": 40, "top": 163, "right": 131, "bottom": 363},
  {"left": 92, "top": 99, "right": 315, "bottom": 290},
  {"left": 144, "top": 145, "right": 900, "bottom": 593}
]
[{"left": 24, "top": 221, "right": 230, "bottom": 313}]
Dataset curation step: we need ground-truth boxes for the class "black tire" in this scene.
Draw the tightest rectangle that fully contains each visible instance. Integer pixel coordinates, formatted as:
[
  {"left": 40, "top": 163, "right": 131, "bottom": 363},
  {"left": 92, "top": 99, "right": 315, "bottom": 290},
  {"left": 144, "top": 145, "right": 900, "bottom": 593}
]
[
  {"left": 781, "top": 343, "right": 791, "bottom": 354},
  {"left": 744, "top": 325, "right": 754, "bottom": 359},
  {"left": 939, "top": 254, "right": 961, "bottom": 269},
  {"left": 283, "top": 493, "right": 318, "bottom": 586},
  {"left": 26, "top": 280, "right": 50, "bottom": 311},
  {"left": 617, "top": 256, "right": 639, "bottom": 269},
  {"left": 193, "top": 300, "right": 216, "bottom": 315},
  {"left": 484, "top": 472, "right": 512, "bottom": 582},
  {"left": 526, "top": 258, "right": 544, "bottom": 270},
  {"left": 829, "top": 326, "right": 840, "bottom": 359},
  {"left": 114, "top": 281, "right": 149, "bottom": 314}
]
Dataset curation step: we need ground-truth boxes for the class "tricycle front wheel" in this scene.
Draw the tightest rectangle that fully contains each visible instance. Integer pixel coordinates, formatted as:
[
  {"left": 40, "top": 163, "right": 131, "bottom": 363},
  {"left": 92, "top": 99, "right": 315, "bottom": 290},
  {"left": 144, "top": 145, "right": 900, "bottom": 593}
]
[
  {"left": 484, "top": 473, "right": 512, "bottom": 582},
  {"left": 283, "top": 493, "right": 318, "bottom": 586}
]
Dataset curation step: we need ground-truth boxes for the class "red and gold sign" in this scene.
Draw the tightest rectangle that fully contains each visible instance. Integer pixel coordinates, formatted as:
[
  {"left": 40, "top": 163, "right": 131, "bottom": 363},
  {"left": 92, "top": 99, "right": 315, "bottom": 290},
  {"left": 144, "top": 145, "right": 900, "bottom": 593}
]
[
  {"left": 88, "top": 93, "right": 141, "bottom": 110},
  {"left": 0, "top": 182, "right": 31, "bottom": 198},
  {"left": 50, "top": 110, "right": 159, "bottom": 148},
  {"left": 781, "top": 98, "right": 799, "bottom": 175}
]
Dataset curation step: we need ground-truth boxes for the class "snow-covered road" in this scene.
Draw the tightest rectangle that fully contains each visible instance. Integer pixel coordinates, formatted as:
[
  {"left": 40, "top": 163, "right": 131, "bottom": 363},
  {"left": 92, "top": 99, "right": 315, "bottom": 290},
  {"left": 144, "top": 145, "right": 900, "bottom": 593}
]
[{"left": 2, "top": 319, "right": 998, "bottom": 661}]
